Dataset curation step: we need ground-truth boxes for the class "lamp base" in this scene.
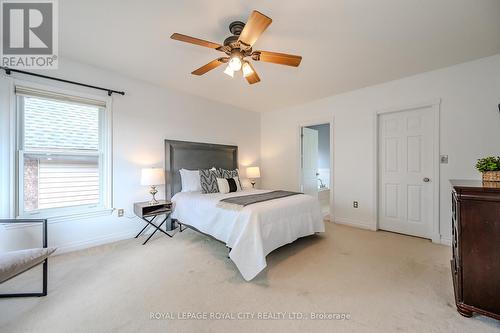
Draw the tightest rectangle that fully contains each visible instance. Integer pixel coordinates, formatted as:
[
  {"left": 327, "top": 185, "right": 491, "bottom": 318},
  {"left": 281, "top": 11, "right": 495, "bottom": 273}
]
[
  {"left": 149, "top": 185, "right": 159, "bottom": 205},
  {"left": 251, "top": 181, "right": 256, "bottom": 188}
]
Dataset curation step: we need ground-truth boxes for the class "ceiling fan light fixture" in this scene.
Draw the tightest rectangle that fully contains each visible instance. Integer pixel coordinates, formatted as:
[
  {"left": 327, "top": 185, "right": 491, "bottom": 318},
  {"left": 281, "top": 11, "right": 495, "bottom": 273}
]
[
  {"left": 242, "top": 62, "right": 254, "bottom": 77},
  {"left": 228, "top": 55, "right": 242, "bottom": 71},
  {"left": 223, "top": 65, "right": 234, "bottom": 77}
]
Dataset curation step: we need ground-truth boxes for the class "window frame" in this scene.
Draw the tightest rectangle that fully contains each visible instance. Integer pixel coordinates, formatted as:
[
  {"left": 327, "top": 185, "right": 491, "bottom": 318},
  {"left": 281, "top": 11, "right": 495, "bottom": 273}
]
[{"left": 14, "top": 83, "right": 113, "bottom": 220}]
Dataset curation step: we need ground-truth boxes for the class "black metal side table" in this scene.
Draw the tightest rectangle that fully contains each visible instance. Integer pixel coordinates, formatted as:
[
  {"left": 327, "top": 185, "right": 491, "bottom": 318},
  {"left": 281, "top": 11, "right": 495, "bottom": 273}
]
[{"left": 133, "top": 200, "right": 174, "bottom": 245}]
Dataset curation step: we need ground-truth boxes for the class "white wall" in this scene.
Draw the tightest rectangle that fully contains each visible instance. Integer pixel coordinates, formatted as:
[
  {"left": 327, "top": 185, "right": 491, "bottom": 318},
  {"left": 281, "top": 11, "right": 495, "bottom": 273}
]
[
  {"left": 261, "top": 54, "right": 500, "bottom": 243},
  {"left": 0, "top": 58, "right": 260, "bottom": 252},
  {"left": 2, "top": 54, "right": 499, "bottom": 251}
]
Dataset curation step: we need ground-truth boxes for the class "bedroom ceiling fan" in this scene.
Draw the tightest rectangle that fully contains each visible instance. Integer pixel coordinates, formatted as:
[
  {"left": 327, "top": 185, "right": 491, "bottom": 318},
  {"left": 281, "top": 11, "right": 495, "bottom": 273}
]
[{"left": 170, "top": 10, "right": 302, "bottom": 85}]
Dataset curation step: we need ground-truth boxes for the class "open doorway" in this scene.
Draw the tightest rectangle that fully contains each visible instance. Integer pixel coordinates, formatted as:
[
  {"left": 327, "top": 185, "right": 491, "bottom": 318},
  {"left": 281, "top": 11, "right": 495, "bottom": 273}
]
[{"left": 301, "top": 123, "right": 331, "bottom": 218}]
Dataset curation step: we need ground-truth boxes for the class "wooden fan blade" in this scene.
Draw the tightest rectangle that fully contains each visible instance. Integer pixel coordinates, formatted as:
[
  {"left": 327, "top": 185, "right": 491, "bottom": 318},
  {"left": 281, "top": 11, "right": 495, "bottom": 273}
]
[
  {"left": 171, "top": 33, "right": 222, "bottom": 50},
  {"left": 238, "top": 11, "right": 272, "bottom": 49},
  {"left": 245, "top": 62, "right": 261, "bottom": 85},
  {"left": 254, "top": 51, "right": 302, "bottom": 67},
  {"left": 191, "top": 58, "right": 227, "bottom": 75}
]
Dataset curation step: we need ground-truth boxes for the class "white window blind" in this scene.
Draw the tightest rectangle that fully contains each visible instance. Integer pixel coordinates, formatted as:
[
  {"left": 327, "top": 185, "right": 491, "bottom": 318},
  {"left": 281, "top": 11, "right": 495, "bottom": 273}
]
[
  {"left": 17, "top": 87, "right": 110, "bottom": 217},
  {"left": 16, "top": 86, "right": 106, "bottom": 107}
]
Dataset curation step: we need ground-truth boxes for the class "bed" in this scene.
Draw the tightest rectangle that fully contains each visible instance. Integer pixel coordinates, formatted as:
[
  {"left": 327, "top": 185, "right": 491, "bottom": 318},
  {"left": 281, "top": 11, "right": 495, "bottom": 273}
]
[{"left": 165, "top": 140, "right": 325, "bottom": 281}]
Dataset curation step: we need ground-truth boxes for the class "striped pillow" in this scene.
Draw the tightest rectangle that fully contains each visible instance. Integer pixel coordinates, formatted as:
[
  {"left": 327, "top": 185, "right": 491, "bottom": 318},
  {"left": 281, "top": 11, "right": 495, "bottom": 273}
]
[{"left": 218, "top": 168, "right": 242, "bottom": 188}]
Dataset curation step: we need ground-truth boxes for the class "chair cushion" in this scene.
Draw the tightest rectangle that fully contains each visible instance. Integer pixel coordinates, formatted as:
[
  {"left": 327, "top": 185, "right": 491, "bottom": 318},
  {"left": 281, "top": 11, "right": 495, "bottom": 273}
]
[{"left": 0, "top": 247, "right": 57, "bottom": 284}]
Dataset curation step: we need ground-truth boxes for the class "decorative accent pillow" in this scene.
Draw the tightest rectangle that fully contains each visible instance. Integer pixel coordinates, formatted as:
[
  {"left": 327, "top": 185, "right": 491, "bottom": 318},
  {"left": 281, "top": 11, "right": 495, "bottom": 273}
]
[
  {"left": 218, "top": 168, "right": 242, "bottom": 188},
  {"left": 199, "top": 169, "right": 219, "bottom": 193},
  {"left": 179, "top": 169, "right": 201, "bottom": 192},
  {"left": 216, "top": 177, "right": 241, "bottom": 194}
]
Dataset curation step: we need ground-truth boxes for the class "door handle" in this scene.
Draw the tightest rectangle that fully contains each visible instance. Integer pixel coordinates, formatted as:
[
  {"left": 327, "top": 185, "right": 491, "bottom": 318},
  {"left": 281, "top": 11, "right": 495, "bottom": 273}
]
[{"left": 423, "top": 177, "right": 430, "bottom": 182}]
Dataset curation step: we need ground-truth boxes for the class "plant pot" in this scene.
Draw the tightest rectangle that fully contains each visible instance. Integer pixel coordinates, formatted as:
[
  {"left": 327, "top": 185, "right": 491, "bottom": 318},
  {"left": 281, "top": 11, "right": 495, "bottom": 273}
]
[
  {"left": 482, "top": 181, "right": 500, "bottom": 188},
  {"left": 482, "top": 171, "right": 500, "bottom": 182}
]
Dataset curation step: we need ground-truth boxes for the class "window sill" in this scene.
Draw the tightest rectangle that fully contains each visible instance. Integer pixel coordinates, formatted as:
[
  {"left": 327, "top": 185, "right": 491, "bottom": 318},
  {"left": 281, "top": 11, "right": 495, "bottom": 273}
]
[{"left": 5, "top": 208, "right": 115, "bottom": 229}]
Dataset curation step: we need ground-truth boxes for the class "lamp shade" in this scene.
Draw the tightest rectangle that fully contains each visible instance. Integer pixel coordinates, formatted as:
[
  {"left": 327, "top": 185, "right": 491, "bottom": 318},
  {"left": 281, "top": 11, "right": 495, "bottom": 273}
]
[
  {"left": 246, "top": 166, "right": 261, "bottom": 179},
  {"left": 140, "top": 168, "right": 164, "bottom": 186}
]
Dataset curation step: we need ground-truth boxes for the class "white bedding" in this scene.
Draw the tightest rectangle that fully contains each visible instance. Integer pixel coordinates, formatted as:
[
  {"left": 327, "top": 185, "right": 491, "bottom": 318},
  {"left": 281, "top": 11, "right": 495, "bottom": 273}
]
[{"left": 171, "top": 189, "right": 325, "bottom": 281}]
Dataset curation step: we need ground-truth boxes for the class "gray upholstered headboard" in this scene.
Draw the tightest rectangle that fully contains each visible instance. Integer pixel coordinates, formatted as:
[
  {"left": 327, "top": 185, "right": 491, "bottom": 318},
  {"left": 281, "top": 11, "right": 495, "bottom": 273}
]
[{"left": 164, "top": 140, "right": 238, "bottom": 199}]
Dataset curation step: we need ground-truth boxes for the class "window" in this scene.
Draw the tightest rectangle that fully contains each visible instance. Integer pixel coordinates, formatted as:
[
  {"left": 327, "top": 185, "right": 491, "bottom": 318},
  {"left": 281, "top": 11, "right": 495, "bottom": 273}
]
[{"left": 16, "top": 86, "right": 111, "bottom": 218}]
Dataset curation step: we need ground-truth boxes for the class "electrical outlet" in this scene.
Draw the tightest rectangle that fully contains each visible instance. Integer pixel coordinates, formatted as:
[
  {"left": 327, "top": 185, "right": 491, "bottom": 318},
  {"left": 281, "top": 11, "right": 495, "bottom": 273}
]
[
  {"left": 117, "top": 209, "right": 124, "bottom": 217},
  {"left": 353, "top": 201, "right": 359, "bottom": 208}
]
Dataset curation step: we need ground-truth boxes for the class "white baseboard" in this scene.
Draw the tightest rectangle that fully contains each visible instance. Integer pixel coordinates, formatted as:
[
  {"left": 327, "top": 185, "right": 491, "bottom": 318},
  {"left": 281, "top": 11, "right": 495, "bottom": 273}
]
[
  {"left": 439, "top": 236, "right": 452, "bottom": 246},
  {"left": 333, "top": 216, "right": 450, "bottom": 246},
  {"left": 333, "top": 216, "right": 375, "bottom": 231},
  {"left": 53, "top": 230, "right": 138, "bottom": 255}
]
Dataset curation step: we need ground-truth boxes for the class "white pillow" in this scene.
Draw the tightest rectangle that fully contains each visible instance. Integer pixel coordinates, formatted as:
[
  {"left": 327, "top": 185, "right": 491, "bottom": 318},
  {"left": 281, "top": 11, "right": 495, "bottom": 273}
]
[
  {"left": 180, "top": 169, "right": 201, "bottom": 192},
  {"left": 217, "top": 177, "right": 241, "bottom": 194}
]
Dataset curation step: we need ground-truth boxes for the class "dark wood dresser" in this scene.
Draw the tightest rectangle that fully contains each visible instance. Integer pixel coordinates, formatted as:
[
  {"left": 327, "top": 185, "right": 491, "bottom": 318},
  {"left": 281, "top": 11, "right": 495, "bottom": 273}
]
[{"left": 451, "top": 180, "right": 500, "bottom": 320}]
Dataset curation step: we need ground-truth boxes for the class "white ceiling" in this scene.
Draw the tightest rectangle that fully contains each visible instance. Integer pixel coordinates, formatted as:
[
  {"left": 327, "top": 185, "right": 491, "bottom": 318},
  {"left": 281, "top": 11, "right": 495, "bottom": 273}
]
[{"left": 60, "top": 0, "right": 500, "bottom": 112}]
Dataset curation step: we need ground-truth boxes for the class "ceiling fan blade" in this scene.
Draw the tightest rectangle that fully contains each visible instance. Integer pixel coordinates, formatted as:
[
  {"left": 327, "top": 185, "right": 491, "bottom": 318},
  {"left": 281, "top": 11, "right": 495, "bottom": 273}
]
[
  {"left": 171, "top": 33, "right": 222, "bottom": 50},
  {"left": 238, "top": 11, "right": 272, "bottom": 49},
  {"left": 245, "top": 62, "right": 261, "bottom": 85},
  {"left": 253, "top": 51, "right": 302, "bottom": 67},
  {"left": 191, "top": 58, "right": 228, "bottom": 76}
]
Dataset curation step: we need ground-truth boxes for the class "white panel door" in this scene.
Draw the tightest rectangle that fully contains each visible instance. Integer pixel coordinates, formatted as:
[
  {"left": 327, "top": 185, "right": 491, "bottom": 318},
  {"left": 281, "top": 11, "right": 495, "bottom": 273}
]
[
  {"left": 301, "top": 127, "right": 319, "bottom": 198},
  {"left": 378, "top": 107, "right": 435, "bottom": 239}
]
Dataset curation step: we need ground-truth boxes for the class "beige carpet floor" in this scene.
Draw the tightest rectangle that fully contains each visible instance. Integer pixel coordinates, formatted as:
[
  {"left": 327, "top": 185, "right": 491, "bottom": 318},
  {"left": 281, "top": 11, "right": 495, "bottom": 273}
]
[{"left": 0, "top": 222, "right": 498, "bottom": 333}]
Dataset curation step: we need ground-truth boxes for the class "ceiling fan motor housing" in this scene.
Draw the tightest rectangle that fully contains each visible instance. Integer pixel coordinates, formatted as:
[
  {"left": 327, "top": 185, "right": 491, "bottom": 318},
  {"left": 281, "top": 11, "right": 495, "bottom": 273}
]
[
  {"left": 229, "top": 21, "right": 245, "bottom": 35},
  {"left": 223, "top": 35, "right": 239, "bottom": 47},
  {"left": 224, "top": 21, "right": 253, "bottom": 55}
]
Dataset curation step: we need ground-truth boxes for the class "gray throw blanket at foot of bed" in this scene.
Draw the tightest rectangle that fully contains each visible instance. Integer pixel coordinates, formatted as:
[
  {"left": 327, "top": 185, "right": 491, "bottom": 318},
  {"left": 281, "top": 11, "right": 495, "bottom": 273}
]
[{"left": 217, "top": 190, "right": 302, "bottom": 210}]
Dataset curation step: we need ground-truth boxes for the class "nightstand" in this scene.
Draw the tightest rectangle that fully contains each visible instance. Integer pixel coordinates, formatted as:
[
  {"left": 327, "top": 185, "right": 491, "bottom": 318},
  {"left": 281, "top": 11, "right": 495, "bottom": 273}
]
[{"left": 133, "top": 200, "right": 174, "bottom": 245}]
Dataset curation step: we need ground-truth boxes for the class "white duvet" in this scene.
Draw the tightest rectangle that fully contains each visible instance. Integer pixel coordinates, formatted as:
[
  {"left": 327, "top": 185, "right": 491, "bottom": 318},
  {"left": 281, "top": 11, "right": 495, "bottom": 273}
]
[{"left": 171, "top": 189, "right": 325, "bottom": 281}]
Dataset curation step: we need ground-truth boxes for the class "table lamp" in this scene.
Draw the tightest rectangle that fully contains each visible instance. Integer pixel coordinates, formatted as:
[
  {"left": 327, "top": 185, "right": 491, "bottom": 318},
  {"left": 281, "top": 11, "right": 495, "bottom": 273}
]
[
  {"left": 140, "top": 168, "right": 164, "bottom": 205},
  {"left": 246, "top": 166, "right": 261, "bottom": 188}
]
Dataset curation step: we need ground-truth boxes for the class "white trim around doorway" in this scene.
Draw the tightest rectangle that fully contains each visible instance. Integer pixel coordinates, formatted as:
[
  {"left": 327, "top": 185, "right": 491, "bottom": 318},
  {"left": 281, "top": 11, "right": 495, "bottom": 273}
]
[
  {"left": 373, "top": 99, "right": 441, "bottom": 243},
  {"left": 297, "top": 117, "right": 335, "bottom": 221}
]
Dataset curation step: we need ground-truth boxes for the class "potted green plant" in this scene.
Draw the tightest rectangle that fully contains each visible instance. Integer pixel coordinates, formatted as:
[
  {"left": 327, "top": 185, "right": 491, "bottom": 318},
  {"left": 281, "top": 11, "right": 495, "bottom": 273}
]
[{"left": 475, "top": 156, "right": 500, "bottom": 182}]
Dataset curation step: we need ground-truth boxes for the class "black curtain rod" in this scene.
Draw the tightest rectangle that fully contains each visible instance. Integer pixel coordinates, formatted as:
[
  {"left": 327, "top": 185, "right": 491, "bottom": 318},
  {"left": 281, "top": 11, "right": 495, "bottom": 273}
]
[{"left": 0, "top": 67, "right": 125, "bottom": 96}]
